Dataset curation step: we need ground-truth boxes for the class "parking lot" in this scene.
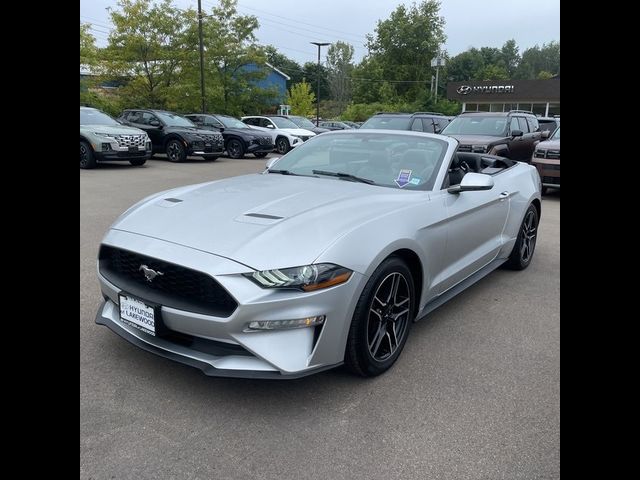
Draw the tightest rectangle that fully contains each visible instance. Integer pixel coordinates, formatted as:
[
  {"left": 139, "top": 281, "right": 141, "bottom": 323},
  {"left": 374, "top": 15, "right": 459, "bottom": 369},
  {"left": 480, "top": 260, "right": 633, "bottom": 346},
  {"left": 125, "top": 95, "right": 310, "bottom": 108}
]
[{"left": 80, "top": 155, "right": 560, "bottom": 480}]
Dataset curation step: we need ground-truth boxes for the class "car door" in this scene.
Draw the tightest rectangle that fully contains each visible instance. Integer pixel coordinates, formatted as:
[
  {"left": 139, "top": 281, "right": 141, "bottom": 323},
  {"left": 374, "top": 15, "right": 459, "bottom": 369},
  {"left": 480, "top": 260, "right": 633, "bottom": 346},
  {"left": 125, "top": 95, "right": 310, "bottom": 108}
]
[
  {"left": 432, "top": 161, "right": 511, "bottom": 294},
  {"left": 508, "top": 116, "right": 528, "bottom": 160},
  {"left": 134, "top": 112, "right": 164, "bottom": 148},
  {"left": 518, "top": 116, "right": 538, "bottom": 160}
]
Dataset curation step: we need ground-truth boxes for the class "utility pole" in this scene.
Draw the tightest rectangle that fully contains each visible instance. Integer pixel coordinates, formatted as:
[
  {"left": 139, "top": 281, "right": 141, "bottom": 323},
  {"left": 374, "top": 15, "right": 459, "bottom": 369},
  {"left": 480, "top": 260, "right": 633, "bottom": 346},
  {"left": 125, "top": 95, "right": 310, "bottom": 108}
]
[
  {"left": 198, "top": 0, "right": 205, "bottom": 113},
  {"left": 430, "top": 53, "right": 446, "bottom": 104},
  {"left": 311, "top": 42, "right": 330, "bottom": 127}
]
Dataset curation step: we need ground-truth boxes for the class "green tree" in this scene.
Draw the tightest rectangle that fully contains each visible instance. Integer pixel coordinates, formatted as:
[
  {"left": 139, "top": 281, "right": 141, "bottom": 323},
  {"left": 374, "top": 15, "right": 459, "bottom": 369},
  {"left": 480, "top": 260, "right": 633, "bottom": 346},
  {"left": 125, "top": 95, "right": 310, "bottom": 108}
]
[
  {"left": 302, "top": 61, "right": 330, "bottom": 101},
  {"left": 80, "top": 23, "right": 97, "bottom": 67},
  {"left": 537, "top": 70, "right": 554, "bottom": 80},
  {"left": 326, "top": 41, "right": 354, "bottom": 108},
  {"left": 285, "top": 81, "right": 316, "bottom": 116},
  {"left": 365, "top": 0, "right": 446, "bottom": 101},
  {"left": 445, "top": 48, "right": 485, "bottom": 81},
  {"left": 501, "top": 39, "right": 520, "bottom": 77},
  {"left": 477, "top": 64, "right": 509, "bottom": 80},
  {"left": 199, "top": 0, "right": 271, "bottom": 115},
  {"left": 104, "top": 0, "right": 196, "bottom": 108},
  {"left": 515, "top": 41, "right": 560, "bottom": 79},
  {"left": 264, "top": 46, "right": 304, "bottom": 87}
]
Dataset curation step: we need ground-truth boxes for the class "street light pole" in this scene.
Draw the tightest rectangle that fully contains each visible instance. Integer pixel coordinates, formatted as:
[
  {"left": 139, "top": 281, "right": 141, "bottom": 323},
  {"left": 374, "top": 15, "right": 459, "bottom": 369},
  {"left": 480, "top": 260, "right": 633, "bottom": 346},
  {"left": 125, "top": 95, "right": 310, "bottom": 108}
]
[
  {"left": 197, "top": 0, "right": 206, "bottom": 113},
  {"left": 311, "top": 42, "right": 330, "bottom": 127}
]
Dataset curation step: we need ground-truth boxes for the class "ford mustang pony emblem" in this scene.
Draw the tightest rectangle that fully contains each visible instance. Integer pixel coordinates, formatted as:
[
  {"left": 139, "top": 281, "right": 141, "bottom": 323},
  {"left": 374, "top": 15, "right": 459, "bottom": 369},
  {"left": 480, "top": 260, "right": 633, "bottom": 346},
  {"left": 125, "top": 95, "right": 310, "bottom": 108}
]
[{"left": 139, "top": 264, "right": 164, "bottom": 282}]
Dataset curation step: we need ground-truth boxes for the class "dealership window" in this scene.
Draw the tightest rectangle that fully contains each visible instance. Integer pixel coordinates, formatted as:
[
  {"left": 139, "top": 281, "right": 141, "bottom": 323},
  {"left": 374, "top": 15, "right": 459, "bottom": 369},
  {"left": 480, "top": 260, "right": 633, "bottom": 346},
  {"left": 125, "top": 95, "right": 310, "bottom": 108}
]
[
  {"left": 489, "top": 103, "right": 503, "bottom": 112},
  {"left": 477, "top": 104, "right": 490, "bottom": 112},
  {"left": 532, "top": 104, "right": 547, "bottom": 116},
  {"left": 503, "top": 103, "right": 516, "bottom": 112},
  {"left": 517, "top": 103, "right": 533, "bottom": 112},
  {"left": 464, "top": 104, "right": 478, "bottom": 111}
]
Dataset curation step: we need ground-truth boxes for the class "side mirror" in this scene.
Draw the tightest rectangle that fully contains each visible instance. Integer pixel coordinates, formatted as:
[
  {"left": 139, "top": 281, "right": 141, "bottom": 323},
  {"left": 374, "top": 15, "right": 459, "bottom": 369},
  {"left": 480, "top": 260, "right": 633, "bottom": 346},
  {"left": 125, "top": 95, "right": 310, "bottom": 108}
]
[
  {"left": 149, "top": 119, "right": 161, "bottom": 127},
  {"left": 511, "top": 129, "right": 523, "bottom": 137},
  {"left": 540, "top": 130, "right": 550, "bottom": 139},
  {"left": 265, "top": 157, "right": 280, "bottom": 170},
  {"left": 266, "top": 124, "right": 275, "bottom": 129},
  {"left": 447, "top": 173, "right": 495, "bottom": 194},
  {"left": 434, "top": 126, "right": 441, "bottom": 134}
]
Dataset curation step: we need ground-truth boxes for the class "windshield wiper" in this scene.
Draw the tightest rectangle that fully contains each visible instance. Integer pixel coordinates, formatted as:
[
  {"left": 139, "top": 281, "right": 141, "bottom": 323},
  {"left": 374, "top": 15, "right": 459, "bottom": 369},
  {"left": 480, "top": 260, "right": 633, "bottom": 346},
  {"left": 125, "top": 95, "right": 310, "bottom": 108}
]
[
  {"left": 312, "top": 170, "right": 375, "bottom": 185},
  {"left": 267, "top": 169, "right": 298, "bottom": 175}
]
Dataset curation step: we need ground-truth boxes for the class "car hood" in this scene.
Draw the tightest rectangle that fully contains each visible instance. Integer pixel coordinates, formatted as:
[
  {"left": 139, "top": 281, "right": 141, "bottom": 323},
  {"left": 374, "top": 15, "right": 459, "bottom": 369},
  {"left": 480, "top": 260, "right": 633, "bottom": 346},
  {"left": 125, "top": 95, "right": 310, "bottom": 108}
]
[
  {"left": 279, "top": 128, "right": 316, "bottom": 137},
  {"left": 536, "top": 139, "right": 560, "bottom": 150},
  {"left": 81, "top": 124, "right": 146, "bottom": 135},
  {"left": 444, "top": 134, "right": 505, "bottom": 145},
  {"left": 112, "top": 174, "right": 421, "bottom": 271}
]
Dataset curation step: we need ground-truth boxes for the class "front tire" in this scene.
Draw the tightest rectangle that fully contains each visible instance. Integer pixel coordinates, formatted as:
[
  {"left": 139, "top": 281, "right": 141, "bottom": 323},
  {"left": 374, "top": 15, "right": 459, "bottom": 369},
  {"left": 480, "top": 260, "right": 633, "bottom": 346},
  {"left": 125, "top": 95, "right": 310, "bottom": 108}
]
[
  {"left": 80, "top": 141, "right": 97, "bottom": 169},
  {"left": 166, "top": 139, "right": 186, "bottom": 163},
  {"left": 275, "top": 137, "right": 290, "bottom": 155},
  {"left": 504, "top": 204, "right": 539, "bottom": 270},
  {"left": 129, "top": 158, "right": 146, "bottom": 166},
  {"left": 226, "top": 139, "right": 245, "bottom": 159},
  {"left": 345, "top": 257, "right": 415, "bottom": 377}
]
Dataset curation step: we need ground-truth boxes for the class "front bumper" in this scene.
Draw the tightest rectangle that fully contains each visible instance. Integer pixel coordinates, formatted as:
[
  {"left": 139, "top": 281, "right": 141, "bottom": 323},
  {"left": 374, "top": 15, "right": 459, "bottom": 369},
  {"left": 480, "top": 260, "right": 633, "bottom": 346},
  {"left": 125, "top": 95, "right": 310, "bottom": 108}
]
[
  {"left": 532, "top": 157, "right": 560, "bottom": 188},
  {"left": 94, "top": 230, "right": 366, "bottom": 378},
  {"left": 188, "top": 144, "right": 224, "bottom": 156},
  {"left": 94, "top": 148, "right": 152, "bottom": 162},
  {"left": 246, "top": 142, "right": 275, "bottom": 154}
]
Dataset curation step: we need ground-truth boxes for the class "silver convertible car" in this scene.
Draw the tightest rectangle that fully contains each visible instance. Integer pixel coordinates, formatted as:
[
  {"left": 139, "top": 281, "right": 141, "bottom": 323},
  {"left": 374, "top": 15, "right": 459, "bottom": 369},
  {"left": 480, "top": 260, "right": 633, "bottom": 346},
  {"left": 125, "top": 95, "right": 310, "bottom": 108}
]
[{"left": 95, "top": 130, "right": 541, "bottom": 378}]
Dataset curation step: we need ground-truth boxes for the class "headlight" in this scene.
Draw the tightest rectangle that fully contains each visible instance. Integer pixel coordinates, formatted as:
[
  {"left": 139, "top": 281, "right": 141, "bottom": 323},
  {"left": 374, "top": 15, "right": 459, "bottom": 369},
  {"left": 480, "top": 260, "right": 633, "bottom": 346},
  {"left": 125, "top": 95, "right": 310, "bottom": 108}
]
[
  {"left": 94, "top": 132, "right": 116, "bottom": 138},
  {"left": 243, "top": 263, "right": 352, "bottom": 291},
  {"left": 471, "top": 145, "right": 487, "bottom": 153}
]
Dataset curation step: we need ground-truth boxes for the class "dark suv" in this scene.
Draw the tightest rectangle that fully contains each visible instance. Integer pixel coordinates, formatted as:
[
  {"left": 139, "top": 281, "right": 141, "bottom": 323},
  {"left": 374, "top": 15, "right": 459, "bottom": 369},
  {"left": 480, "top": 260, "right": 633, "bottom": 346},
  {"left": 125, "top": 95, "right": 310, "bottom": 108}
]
[
  {"left": 184, "top": 113, "right": 274, "bottom": 159},
  {"left": 440, "top": 110, "right": 541, "bottom": 161},
  {"left": 118, "top": 109, "right": 224, "bottom": 162},
  {"left": 360, "top": 112, "right": 453, "bottom": 133}
]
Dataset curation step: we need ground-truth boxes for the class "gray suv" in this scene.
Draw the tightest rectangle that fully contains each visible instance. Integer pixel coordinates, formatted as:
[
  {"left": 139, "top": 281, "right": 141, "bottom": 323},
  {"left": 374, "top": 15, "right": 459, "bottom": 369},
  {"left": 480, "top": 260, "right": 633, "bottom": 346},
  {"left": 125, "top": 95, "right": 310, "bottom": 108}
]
[
  {"left": 360, "top": 112, "right": 453, "bottom": 133},
  {"left": 441, "top": 110, "right": 542, "bottom": 161}
]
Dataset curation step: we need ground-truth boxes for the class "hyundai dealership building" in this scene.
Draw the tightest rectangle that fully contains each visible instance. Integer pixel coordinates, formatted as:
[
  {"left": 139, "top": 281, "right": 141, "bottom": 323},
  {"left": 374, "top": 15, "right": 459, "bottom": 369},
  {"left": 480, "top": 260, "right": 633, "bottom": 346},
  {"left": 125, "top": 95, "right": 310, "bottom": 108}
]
[{"left": 446, "top": 77, "right": 560, "bottom": 116}]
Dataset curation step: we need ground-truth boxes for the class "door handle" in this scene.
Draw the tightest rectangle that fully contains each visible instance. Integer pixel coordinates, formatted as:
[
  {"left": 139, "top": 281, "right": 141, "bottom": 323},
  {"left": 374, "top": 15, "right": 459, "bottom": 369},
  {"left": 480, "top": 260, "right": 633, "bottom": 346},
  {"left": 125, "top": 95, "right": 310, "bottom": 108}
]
[{"left": 499, "top": 191, "right": 509, "bottom": 198}]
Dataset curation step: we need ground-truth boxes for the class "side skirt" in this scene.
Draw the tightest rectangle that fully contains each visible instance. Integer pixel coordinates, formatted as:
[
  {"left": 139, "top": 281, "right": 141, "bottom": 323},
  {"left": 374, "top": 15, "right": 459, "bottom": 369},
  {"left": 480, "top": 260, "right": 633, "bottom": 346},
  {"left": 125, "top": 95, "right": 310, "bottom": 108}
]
[{"left": 415, "top": 258, "right": 506, "bottom": 322}]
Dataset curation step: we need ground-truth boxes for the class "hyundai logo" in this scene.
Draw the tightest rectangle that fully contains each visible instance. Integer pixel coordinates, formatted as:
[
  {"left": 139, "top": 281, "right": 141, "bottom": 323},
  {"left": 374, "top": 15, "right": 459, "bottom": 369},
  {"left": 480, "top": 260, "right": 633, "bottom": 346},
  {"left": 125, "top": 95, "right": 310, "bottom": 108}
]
[{"left": 457, "top": 85, "right": 472, "bottom": 95}]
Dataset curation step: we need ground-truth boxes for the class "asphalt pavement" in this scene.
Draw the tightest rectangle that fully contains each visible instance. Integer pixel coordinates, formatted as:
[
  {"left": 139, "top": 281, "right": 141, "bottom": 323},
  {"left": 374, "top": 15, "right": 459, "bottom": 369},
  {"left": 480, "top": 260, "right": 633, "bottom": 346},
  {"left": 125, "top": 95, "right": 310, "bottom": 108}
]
[{"left": 80, "top": 154, "right": 560, "bottom": 480}]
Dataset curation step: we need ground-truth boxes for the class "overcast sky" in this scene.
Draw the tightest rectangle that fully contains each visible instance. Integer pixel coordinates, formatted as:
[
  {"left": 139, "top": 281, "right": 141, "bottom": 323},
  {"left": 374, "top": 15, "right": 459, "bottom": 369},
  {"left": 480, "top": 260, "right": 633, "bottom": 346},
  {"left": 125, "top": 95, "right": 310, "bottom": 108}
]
[{"left": 80, "top": 0, "right": 559, "bottom": 65}]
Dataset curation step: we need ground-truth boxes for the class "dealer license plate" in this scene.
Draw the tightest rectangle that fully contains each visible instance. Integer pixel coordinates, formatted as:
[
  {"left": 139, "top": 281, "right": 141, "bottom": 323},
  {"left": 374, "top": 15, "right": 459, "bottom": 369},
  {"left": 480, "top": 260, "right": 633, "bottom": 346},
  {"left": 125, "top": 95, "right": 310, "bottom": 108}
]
[{"left": 119, "top": 294, "right": 156, "bottom": 336}]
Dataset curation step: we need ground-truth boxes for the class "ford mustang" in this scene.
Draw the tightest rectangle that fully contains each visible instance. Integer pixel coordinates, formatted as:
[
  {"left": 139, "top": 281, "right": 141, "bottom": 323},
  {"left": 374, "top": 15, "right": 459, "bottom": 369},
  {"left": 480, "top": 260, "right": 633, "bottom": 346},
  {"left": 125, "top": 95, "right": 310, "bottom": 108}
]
[{"left": 95, "top": 130, "right": 541, "bottom": 378}]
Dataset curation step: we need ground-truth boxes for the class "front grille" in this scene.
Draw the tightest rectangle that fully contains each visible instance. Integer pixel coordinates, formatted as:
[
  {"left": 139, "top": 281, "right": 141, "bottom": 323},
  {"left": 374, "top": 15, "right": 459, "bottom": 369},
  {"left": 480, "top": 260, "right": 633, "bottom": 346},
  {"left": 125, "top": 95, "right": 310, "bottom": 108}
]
[
  {"left": 99, "top": 246, "right": 238, "bottom": 317},
  {"left": 299, "top": 136, "right": 311, "bottom": 142},
  {"left": 114, "top": 134, "right": 147, "bottom": 148},
  {"left": 542, "top": 176, "right": 560, "bottom": 185},
  {"left": 534, "top": 149, "right": 560, "bottom": 159},
  {"left": 199, "top": 133, "right": 224, "bottom": 146},
  {"left": 457, "top": 144, "right": 472, "bottom": 152}
]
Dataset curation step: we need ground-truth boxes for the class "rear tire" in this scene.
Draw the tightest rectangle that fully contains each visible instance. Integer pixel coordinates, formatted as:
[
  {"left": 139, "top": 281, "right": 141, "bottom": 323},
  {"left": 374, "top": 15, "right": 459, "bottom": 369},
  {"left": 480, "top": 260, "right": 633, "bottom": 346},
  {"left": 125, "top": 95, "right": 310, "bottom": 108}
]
[
  {"left": 166, "top": 139, "right": 186, "bottom": 163},
  {"left": 226, "top": 139, "right": 245, "bottom": 159},
  {"left": 80, "top": 141, "right": 97, "bottom": 169},
  {"left": 129, "top": 158, "right": 146, "bottom": 166},
  {"left": 345, "top": 256, "right": 415, "bottom": 377},
  {"left": 504, "top": 204, "right": 539, "bottom": 270}
]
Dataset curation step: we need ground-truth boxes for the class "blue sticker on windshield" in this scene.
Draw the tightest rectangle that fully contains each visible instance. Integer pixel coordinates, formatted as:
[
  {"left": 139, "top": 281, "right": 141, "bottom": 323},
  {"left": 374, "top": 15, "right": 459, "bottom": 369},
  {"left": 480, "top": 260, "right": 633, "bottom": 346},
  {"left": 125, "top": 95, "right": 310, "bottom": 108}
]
[
  {"left": 395, "top": 169, "right": 412, "bottom": 188},
  {"left": 409, "top": 178, "right": 421, "bottom": 185}
]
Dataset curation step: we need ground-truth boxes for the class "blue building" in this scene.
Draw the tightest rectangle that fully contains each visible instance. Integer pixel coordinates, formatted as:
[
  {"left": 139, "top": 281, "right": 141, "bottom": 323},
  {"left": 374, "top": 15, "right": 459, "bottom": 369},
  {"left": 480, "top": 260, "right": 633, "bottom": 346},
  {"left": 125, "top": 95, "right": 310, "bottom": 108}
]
[{"left": 242, "top": 62, "right": 290, "bottom": 104}]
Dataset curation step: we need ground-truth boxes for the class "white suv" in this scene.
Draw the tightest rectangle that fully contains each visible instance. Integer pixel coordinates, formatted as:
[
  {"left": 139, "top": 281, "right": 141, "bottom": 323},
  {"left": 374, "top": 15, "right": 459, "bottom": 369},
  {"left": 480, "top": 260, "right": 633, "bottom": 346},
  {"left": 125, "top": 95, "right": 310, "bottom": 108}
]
[{"left": 241, "top": 115, "right": 316, "bottom": 154}]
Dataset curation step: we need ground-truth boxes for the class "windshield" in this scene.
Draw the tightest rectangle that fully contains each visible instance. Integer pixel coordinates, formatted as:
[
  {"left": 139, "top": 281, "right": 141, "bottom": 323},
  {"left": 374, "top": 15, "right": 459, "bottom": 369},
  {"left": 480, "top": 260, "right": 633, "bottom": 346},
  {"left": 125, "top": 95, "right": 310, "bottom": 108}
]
[
  {"left": 270, "top": 117, "right": 299, "bottom": 129},
  {"left": 289, "top": 116, "right": 316, "bottom": 129},
  {"left": 360, "top": 116, "right": 412, "bottom": 130},
  {"left": 551, "top": 126, "right": 560, "bottom": 140},
  {"left": 218, "top": 116, "right": 248, "bottom": 129},
  {"left": 155, "top": 111, "right": 196, "bottom": 127},
  {"left": 270, "top": 132, "right": 449, "bottom": 191},
  {"left": 441, "top": 116, "right": 508, "bottom": 136},
  {"left": 80, "top": 108, "right": 119, "bottom": 126}
]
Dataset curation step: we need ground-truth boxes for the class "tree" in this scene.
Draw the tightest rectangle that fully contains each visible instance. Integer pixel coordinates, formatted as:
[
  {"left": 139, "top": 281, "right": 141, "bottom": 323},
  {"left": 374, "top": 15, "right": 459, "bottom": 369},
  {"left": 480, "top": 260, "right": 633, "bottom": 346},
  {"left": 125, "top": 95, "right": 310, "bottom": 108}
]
[
  {"left": 445, "top": 48, "right": 485, "bottom": 82},
  {"left": 501, "top": 39, "right": 520, "bottom": 77},
  {"left": 477, "top": 64, "right": 509, "bottom": 80},
  {"left": 264, "top": 46, "right": 304, "bottom": 87},
  {"left": 285, "top": 81, "right": 315, "bottom": 116},
  {"left": 326, "top": 41, "right": 354, "bottom": 108},
  {"left": 365, "top": 0, "right": 446, "bottom": 101},
  {"left": 199, "top": 0, "right": 271, "bottom": 115},
  {"left": 104, "top": 0, "right": 196, "bottom": 108},
  {"left": 80, "top": 23, "right": 97, "bottom": 67},
  {"left": 515, "top": 41, "right": 560, "bottom": 79},
  {"left": 302, "top": 61, "right": 330, "bottom": 100}
]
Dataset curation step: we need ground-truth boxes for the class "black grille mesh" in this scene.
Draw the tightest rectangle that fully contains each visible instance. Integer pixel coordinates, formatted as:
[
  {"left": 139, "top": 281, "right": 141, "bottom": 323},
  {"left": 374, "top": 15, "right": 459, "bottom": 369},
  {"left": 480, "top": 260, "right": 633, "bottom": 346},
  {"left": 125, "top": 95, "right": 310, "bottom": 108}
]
[{"left": 99, "top": 245, "right": 238, "bottom": 317}]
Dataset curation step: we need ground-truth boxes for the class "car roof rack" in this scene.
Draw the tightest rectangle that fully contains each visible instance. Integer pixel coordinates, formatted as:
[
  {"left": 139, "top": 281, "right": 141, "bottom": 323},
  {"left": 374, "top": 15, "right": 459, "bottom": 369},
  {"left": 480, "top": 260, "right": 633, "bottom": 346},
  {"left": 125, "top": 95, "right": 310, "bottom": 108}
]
[
  {"left": 508, "top": 110, "right": 534, "bottom": 115},
  {"left": 412, "top": 111, "right": 445, "bottom": 116}
]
